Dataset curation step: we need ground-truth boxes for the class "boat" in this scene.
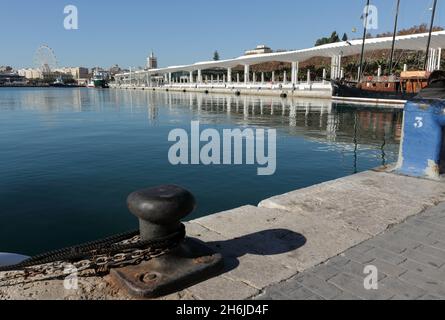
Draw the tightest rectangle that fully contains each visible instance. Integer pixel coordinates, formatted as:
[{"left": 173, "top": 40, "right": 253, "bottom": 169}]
[
  {"left": 87, "top": 71, "right": 109, "bottom": 88},
  {"left": 333, "top": 0, "right": 437, "bottom": 105},
  {"left": 50, "top": 76, "right": 68, "bottom": 88},
  {"left": 0, "top": 253, "right": 29, "bottom": 267},
  {"left": 332, "top": 71, "right": 430, "bottom": 104}
]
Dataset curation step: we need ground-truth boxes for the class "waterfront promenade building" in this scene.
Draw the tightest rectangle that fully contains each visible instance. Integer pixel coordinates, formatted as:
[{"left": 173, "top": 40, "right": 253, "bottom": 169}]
[{"left": 113, "top": 31, "right": 445, "bottom": 98}]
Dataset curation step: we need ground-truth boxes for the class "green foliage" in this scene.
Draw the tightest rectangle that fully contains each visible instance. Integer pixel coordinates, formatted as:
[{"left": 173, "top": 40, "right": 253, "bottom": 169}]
[
  {"left": 213, "top": 51, "right": 220, "bottom": 61},
  {"left": 315, "top": 31, "right": 341, "bottom": 46}
]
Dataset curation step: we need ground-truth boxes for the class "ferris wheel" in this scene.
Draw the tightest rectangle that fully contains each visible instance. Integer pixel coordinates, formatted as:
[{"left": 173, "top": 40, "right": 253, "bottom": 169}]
[{"left": 33, "top": 45, "right": 58, "bottom": 73}]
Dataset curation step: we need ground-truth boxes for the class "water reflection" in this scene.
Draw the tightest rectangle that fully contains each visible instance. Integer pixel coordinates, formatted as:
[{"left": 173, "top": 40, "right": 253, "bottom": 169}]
[
  {"left": 0, "top": 87, "right": 404, "bottom": 255},
  {"left": 0, "top": 87, "right": 403, "bottom": 175},
  {"left": 120, "top": 90, "right": 401, "bottom": 175}
]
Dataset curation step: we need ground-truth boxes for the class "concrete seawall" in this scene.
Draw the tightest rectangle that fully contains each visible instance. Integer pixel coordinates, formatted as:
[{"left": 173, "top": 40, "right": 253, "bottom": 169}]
[
  {"left": 110, "top": 85, "right": 407, "bottom": 109},
  {"left": 1, "top": 166, "right": 444, "bottom": 300},
  {"left": 112, "top": 85, "right": 333, "bottom": 100}
]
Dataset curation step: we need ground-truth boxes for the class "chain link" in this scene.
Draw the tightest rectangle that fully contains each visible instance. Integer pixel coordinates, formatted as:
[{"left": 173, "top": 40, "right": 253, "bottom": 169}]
[{"left": 0, "top": 226, "right": 185, "bottom": 288}]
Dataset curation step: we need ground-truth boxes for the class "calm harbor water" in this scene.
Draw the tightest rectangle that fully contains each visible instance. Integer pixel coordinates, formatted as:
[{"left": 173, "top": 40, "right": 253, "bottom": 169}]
[{"left": 0, "top": 88, "right": 403, "bottom": 255}]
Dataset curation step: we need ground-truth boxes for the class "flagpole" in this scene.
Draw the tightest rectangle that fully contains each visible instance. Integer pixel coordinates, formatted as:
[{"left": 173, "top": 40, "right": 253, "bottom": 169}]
[
  {"left": 424, "top": 0, "right": 438, "bottom": 71},
  {"left": 359, "top": 0, "right": 371, "bottom": 82}
]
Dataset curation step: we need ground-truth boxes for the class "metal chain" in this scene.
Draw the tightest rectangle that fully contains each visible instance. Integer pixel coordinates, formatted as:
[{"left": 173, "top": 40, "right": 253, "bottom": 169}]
[{"left": 0, "top": 225, "right": 185, "bottom": 288}]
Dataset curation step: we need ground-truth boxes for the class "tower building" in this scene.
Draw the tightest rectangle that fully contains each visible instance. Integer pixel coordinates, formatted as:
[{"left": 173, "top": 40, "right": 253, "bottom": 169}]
[{"left": 147, "top": 51, "right": 158, "bottom": 70}]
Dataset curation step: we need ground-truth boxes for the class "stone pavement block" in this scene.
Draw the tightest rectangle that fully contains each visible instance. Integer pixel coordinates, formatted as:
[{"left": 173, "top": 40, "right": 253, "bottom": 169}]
[
  {"left": 256, "top": 282, "right": 325, "bottom": 300},
  {"left": 186, "top": 222, "right": 296, "bottom": 290},
  {"left": 327, "top": 255, "right": 351, "bottom": 268},
  {"left": 328, "top": 273, "right": 394, "bottom": 300},
  {"left": 305, "top": 294, "right": 325, "bottom": 300},
  {"left": 393, "top": 229, "right": 438, "bottom": 246},
  {"left": 407, "top": 219, "right": 445, "bottom": 234},
  {"left": 402, "top": 249, "right": 445, "bottom": 269},
  {"left": 161, "top": 291, "right": 197, "bottom": 301},
  {"left": 431, "top": 240, "right": 445, "bottom": 251},
  {"left": 254, "top": 288, "right": 290, "bottom": 301},
  {"left": 379, "top": 277, "right": 427, "bottom": 300},
  {"left": 221, "top": 254, "right": 296, "bottom": 290},
  {"left": 194, "top": 205, "right": 369, "bottom": 274},
  {"left": 371, "top": 259, "right": 408, "bottom": 278},
  {"left": 279, "top": 282, "right": 324, "bottom": 300},
  {"left": 362, "top": 247, "right": 406, "bottom": 266},
  {"left": 400, "top": 223, "right": 434, "bottom": 238},
  {"left": 390, "top": 295, "right": 412, "bottom": 300},
  {"left": 399, "top": 271, "right": 445, "bottom": 298},
  {"left": 415, "top": 211, "right": 445, "bottom": 222},
  {"left": 398, "top": 259, "right": 445, "bottom": 282},
  {"left": 415, "top": 245, "right": 445, "bottom": 261},
  {"left": 415, "top": 202, "right": 445, "bottom": 217},
  {"left": 367, "top": 233, "right": 421, "bottom": 254},
  {"left": 294, "top": 273, "right": 343, "bottom": 299},
  {"left": 343, "top": 248, "right": 376, "bottom": 265},
  {"left": 308, "top": 263, "right": 342, "bottom": 281},
  {"left": 341, "top": 260, "right": 386, "bottom": 281},
  {"left": 418, "top": 216, "right": 445, "bottom": 227},
  {"left": 429, "top": 231, "right": 445, "bottom": 243},
  {"left": 417, "top": 294, "right": 444, "bottom": 300},
  {"left": 349, "top": 242, "right": 375, "bottom": 254},
  {"left": 186, "top": 275, "right": 260, "bottom": 300},
  {"left": 334, "top": 292, "right": 362, "bottom": 300}
]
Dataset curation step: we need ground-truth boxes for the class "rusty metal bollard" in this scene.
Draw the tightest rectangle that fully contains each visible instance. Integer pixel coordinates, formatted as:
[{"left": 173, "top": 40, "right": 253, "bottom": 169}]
[
  {"left": 128, "top": 185, "right": 195, "bottom": 240},
  {"left": 110, "top": 185, "right": 223, "bottom": 299}
]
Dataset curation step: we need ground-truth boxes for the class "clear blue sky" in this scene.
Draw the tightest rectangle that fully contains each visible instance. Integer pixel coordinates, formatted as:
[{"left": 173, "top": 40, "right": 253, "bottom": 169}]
[{"left": 0, "top": 0, "right": 443, "bottom": 69}]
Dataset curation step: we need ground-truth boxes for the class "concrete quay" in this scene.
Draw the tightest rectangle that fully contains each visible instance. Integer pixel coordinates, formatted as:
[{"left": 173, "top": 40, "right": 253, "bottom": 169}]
[
  {"left": 111, "top": 84, "right": 333, "bottom": 100},
  {"left": 110, "top": 85, "right": 406, "bottom": 109},
  {"left": 1, "top": 167, "right": 445, "bottom": 300}
]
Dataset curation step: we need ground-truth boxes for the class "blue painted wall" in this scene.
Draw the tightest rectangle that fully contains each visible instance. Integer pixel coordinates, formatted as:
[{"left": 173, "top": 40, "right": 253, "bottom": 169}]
[{"left": 397, "top": 99, "right": 445, "bottom": 179}]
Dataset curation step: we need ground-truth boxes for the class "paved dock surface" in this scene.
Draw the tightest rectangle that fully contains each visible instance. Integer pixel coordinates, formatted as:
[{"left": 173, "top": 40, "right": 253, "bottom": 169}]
[
  {"left": 1, "top": 169, "right": 445, "bottom": 300},
  {"left": 255, "top": 202, "right": 445, "bottom": 300}
]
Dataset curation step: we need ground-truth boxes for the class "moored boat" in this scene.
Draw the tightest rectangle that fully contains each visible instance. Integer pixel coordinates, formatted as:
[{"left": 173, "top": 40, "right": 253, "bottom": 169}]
[
  {"left": 332, "top": 71, "right": 430, "bottom": 104},
  {"left": 333, "top": 0, "right": 439, "bottom": 105},
  {"left": 50, "top": 76, "right": 68, "bottom": 88},
  {"left": 87, "top": 71, "right": 109, "bottom": 88}
]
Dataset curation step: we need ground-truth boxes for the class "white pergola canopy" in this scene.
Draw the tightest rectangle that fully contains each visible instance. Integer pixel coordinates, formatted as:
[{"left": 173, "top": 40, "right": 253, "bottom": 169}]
[{"left": 118, "top": 31, "right": 445, "bottom": 76}]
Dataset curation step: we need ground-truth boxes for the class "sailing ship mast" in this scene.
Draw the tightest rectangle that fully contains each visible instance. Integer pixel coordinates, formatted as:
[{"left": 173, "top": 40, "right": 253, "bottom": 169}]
[
  {"left": 424, "top": 0, "right": 438, "bottom": 70},
  {"left": 358, "top": 0, "right": 371, "bottom": 82},
  {"left": 388, "top": 0, "right": 401, "bottom": 75}
]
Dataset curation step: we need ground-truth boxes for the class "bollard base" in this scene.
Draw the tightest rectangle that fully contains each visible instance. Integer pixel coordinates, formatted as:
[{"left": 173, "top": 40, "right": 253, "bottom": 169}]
[{"left": 110, "top": 238, "right": 224, "bottom": 299}]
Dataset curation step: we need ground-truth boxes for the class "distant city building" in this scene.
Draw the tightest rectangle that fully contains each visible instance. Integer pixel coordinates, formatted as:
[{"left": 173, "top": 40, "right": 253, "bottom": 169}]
[
  {"left": 109, "top": 64, "right": 122, "bottom": 76},
  {"left": 244, "top": 45, "right": 273, "bottom": 56},
  {"left": 18, "top": 68, "right": 43, "bottom": 79},
  {"left": 0, "top": 73, "right": 26, "bottom": 85},
  {"left": 54, "top": 67, "right": 89, "bottom": 80},
  {"left": 147, "top": 51, "right": 158, "bottom": 69},
  {"left": 0, "top": 66, "right": 13, "bottom": 73},
  {"left": 19, "top": 66, "right": 88, "bottom": 84}
]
